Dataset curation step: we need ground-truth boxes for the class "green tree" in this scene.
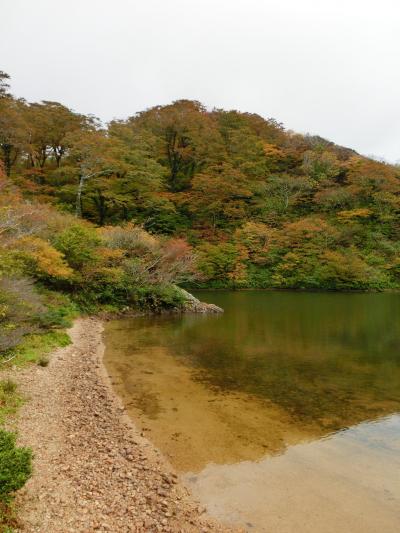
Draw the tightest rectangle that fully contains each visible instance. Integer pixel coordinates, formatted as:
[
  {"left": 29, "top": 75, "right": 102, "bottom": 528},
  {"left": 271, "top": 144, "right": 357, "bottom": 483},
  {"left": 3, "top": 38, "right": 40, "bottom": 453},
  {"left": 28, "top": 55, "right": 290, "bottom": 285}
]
[{"left": 0, "top": 97, "right": 27, "bottom": 176}]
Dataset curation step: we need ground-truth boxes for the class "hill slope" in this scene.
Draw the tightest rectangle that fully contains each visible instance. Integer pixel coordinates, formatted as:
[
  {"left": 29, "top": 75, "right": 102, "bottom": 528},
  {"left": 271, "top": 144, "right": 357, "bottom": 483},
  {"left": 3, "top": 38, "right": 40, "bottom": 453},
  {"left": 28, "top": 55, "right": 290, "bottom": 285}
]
[{"left": 1, "top": 72, "right": 399, "bottom": 290}]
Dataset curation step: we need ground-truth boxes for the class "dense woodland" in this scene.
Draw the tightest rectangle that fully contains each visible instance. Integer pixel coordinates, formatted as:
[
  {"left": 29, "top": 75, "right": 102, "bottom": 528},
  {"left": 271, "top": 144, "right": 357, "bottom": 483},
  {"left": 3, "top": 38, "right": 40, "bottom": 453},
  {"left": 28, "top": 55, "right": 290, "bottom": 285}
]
[{"left": 1, "top": 68, "right": 400, "bottom": 352}]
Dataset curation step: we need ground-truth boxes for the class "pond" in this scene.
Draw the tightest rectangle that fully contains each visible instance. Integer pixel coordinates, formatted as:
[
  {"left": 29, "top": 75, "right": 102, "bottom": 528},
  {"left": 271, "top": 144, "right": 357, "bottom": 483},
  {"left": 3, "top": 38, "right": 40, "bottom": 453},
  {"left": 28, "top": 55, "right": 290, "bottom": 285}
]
[{"left": 104, "top": 291, "right": 400, "bottom": 532}]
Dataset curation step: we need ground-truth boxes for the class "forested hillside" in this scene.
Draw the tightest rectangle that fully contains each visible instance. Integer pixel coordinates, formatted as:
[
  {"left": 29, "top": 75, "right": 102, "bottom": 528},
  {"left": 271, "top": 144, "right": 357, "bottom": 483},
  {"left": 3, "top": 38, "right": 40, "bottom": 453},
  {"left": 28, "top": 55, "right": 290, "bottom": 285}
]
[{"left": 1, "top": 70, "right": 399, "bottom": 291}]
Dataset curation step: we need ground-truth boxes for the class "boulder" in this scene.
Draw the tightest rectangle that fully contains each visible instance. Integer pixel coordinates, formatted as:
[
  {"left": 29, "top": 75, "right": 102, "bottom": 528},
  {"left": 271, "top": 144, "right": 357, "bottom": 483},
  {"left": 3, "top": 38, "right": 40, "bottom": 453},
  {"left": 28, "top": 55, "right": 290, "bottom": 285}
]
[{"left": 178, "top": 288, "right": 223, "bottom": 314}]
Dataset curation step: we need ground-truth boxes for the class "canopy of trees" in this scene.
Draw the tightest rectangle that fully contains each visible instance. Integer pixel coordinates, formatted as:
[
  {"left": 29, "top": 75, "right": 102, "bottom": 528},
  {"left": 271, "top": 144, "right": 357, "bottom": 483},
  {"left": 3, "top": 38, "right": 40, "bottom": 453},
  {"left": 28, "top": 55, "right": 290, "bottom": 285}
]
[{"left": 1, "top": 71, "right": 399, "bottom": 291}]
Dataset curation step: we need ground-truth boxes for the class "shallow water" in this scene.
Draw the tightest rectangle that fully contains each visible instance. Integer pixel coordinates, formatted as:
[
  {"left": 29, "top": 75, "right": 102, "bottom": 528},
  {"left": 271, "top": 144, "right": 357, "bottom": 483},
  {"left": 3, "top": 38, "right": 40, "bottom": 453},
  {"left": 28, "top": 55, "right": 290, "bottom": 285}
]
[{"left": 104, "top": 291, "right": 400, "bottom": 532}]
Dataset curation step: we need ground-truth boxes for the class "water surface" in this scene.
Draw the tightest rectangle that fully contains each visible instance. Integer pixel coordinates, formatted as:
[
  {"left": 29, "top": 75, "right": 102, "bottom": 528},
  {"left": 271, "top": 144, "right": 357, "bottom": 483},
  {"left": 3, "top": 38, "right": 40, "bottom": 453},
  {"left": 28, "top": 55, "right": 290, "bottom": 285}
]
[{"left": 104, "top": 291, "right": 400, "bottom": 532}]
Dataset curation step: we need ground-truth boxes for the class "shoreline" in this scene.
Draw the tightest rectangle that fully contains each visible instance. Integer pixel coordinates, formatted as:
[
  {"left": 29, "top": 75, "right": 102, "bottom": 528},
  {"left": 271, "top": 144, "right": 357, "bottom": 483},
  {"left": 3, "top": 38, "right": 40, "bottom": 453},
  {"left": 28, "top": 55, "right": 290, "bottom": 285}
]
[
  {"left": 9, "top": 317, "right": 238, "bottom": 532},
  {"left": 188, "top": 286, "right": 400, "bottom": 293}
]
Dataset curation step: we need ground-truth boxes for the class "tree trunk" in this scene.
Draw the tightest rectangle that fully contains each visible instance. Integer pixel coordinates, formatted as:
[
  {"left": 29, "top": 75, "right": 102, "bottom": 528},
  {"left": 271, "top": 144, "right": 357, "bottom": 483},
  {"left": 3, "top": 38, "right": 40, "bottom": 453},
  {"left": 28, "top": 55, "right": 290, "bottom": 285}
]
[
  {"left": 53, "top": 146, "right": 63, "bottom": 168},
  {"left": 94, "top": 191, "right": 107, "bottom": 226},
  {"left": 2, "top": 144, "right": 12, "bottom": 176},
  {"left": 39, "top": 147, "right": 48, "bottom": 168},
  {"left": 76, "top": 174, "right": 86, "bottom": 217},
  {"left": 76, "top": 170, "right": 104, "bottom": 218}
]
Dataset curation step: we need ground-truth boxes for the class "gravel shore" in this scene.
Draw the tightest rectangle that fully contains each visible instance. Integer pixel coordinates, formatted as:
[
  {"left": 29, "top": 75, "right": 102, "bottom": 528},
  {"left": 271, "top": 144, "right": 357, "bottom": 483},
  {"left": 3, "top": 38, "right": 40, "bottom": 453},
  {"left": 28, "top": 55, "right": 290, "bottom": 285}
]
[{"left": 10, "top": 317, "right": 239, "bottom": 532}]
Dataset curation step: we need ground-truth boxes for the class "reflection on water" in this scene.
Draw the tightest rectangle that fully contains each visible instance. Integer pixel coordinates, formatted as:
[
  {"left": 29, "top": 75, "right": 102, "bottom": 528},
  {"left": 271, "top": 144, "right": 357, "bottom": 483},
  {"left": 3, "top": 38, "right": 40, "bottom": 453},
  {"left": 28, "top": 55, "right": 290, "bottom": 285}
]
[{"left": 104, "top": 291, "right": 400, "bottom": 532}]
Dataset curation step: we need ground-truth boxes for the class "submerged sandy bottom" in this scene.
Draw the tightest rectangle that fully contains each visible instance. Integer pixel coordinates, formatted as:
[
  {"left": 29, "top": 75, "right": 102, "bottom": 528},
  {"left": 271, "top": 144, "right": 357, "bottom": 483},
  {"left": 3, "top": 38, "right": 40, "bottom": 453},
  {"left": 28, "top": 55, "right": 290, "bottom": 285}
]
[
  {"left": 183, "top": 415, "right": 400, "bottom": 533},
  {"left": 105, "top": 345, "right": 317, "bottom": 472},
  {"left": 104, "top": 310, "right": 400, "bottom": 533}
]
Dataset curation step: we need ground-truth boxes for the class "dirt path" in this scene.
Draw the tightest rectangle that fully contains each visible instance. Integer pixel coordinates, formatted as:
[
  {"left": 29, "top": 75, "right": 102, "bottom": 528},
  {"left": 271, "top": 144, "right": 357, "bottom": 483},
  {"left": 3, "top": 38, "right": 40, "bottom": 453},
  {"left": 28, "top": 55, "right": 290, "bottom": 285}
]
[{"left": 10, "top": 318, "right": 238, "bottom": 532}]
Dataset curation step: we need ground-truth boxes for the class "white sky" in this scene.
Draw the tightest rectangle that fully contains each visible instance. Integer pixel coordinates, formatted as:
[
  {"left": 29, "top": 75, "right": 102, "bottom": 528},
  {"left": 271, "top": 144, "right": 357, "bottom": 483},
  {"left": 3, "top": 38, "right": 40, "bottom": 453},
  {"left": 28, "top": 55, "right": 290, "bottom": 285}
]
[{"left": 1, "top": 0, "right": 400, "bottom": 162}]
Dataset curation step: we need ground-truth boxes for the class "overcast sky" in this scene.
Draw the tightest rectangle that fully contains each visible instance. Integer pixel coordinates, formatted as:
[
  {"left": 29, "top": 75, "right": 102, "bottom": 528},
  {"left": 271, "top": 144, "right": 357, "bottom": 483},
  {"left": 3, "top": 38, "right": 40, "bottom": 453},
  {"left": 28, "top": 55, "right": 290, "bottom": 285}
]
[{"left": 2, "top": 0, "right": 399, "bottom": 162}]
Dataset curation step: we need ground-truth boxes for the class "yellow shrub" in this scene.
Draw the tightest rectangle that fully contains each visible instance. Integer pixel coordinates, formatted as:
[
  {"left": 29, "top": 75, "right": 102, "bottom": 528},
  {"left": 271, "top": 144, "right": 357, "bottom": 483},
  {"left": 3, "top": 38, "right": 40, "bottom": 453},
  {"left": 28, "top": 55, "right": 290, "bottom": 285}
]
[{"left": 17, "top": 237, "right": 73, "bottom": 279}]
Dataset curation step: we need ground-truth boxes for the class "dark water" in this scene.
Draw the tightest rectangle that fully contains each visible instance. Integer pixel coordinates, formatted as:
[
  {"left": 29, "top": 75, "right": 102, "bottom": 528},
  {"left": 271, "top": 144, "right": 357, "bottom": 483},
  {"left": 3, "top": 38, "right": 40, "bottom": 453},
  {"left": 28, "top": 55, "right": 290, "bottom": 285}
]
[
  {"left": 185, "top": 291, "right": 400, "bottom": 429},
  {"left": 104, "top": 291, "right": 400, "bottom": 532}
]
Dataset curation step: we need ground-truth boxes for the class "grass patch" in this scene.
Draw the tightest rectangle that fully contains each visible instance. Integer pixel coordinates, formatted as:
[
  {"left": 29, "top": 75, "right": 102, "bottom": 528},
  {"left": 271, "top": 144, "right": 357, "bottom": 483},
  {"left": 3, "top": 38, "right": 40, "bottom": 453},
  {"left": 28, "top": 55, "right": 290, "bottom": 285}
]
[
  {"left": 0, "top": 290, "right": 78, "bottom": 367},
  {"left": 0, "top": 380, "right": 22, "bottom": 426},
  {"left": 0, "top": 500, "right": 18, "bottom": 532},
  {"left": 10, "top": 330, "right": 71, "bottom": 367}
]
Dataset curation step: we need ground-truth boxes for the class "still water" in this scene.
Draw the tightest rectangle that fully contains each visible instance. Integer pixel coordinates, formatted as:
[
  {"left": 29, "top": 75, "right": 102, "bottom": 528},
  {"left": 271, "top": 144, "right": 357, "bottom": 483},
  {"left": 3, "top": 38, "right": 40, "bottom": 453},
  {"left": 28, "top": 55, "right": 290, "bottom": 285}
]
[{"left": 104, "top": 291, "right": 400, "bottom": 532}]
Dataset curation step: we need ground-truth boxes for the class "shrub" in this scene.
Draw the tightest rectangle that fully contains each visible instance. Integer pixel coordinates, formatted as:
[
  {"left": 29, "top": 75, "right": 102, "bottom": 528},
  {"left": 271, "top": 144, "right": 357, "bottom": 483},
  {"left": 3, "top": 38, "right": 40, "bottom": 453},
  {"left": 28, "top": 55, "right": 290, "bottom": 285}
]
[
  {"left": 37, "top": 302, "right": 79, "bottom": 329},
  {"left": 197, "top": 242, "right": 241, "bottom": 282},
  {"left": 16, "top": 236, "right": 73, "bottom": 280},
  {"left": 0, "top": 429, "right": 32, "bottom": 503},
  {"left": 100, "top": 223, "right": 157, "bottom": 256},
  {"left": 131, "top": 285, "right": 187, "bottom": 311},
  {"left": 53, "top": 224, "right": 101, "bottom": 270}
]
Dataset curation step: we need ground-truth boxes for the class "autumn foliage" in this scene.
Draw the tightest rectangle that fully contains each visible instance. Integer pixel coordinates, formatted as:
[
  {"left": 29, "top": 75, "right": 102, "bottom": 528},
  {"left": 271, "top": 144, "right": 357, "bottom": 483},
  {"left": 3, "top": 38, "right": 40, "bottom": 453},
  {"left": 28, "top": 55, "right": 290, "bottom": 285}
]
[{"left": 1, "top": 71, "right": 400, "bottom": 294}]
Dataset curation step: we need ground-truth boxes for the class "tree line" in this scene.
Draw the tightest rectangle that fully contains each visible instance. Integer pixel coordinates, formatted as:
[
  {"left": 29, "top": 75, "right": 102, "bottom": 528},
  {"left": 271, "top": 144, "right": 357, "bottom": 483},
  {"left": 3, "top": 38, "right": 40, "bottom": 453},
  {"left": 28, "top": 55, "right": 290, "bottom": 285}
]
[{"left": 1, "top": 70, "right": 400, "bottom": 290}]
